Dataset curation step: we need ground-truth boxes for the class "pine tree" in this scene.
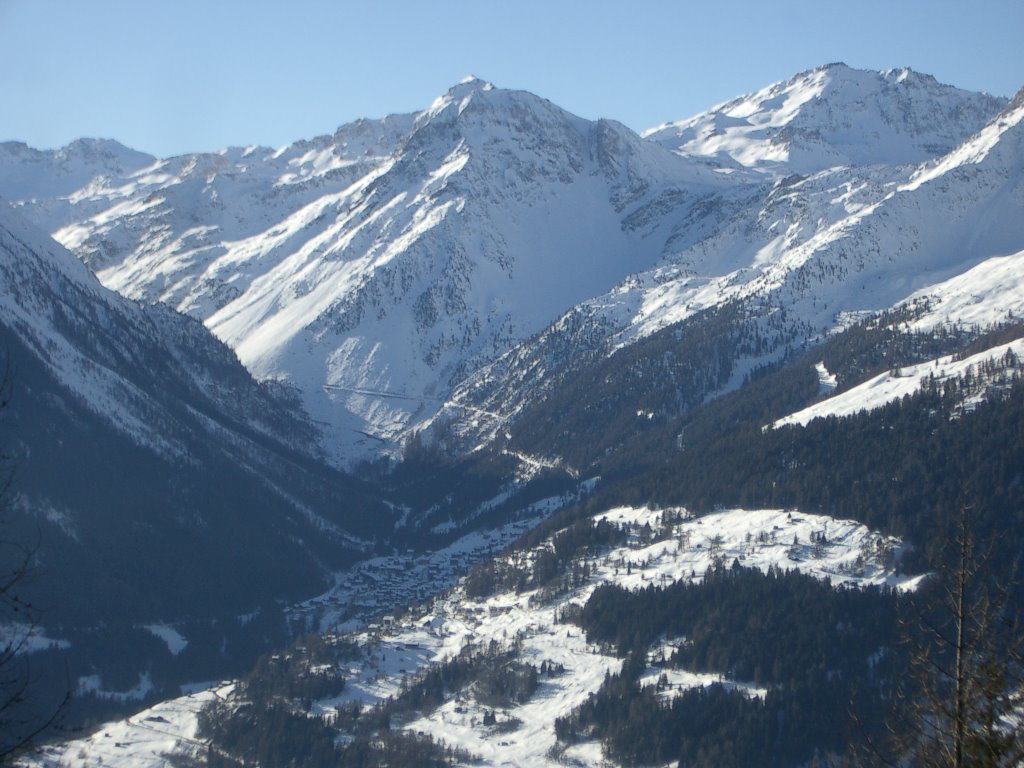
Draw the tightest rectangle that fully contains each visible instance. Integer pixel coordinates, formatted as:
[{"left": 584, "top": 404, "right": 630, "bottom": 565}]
[{"left": 880, "top": 507, "right": 1024, "bottom": 767}]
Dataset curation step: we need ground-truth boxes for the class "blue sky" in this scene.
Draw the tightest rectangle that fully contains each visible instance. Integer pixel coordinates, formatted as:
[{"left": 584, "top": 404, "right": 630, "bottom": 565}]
[{"left": 1, "top": 0, "right": 1021, "bottom": 157}]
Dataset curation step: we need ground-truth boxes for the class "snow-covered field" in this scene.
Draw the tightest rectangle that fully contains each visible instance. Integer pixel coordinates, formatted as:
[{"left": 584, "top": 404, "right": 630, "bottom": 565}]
[
  {"left": 773, "top": 338, "right": 1024, "bottom": 428},
  {"left": 24, "top": 505, "right": 919, "bottom": 768},
  {"left": 18, "top": 685, "right": 233, "bottom": 768},
  {"left": 592, "top": 507, "right": 920, "bottom": 590},
  {"left": 311, "top": 506, "right": 920, "bottom": 766}
]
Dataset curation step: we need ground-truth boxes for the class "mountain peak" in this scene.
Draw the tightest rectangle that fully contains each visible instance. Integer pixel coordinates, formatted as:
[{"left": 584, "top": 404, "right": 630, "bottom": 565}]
[
  {"left": 815, "top": 61, "right": 852, "bottom": 74},
  {"left": 879, "top": 66, "right": 935, "bottom": 85},
  {"left": 56, "top": 137, "right": 155, "bottom": 167},
  {"left": 62, "top": 136, "right": 132, "bottom": 153},
  {"left": 442, "top": 75, "right": 495, "bottom": 102},
  {"left": 809, "top": 62, "right": 932, "bottom": 87},
  {"left": 645, "top": 64, "right": 1006, "bottom": 173},
  {"left": 421, "top": 76, "right": 499, "bottom": 121},
  {"left": 1008, "top": 85, "right": 1024, "bottom": 111},
  {"left": 410, "top": 76, "right": 591, "bottom": 150},
  {"left": 454, "top": 74, "right": 494, "bottom": 92}
]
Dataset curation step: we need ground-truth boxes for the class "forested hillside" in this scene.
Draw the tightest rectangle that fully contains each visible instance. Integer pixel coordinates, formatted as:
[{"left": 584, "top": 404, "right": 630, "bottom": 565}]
[
  {"left": 8, "top": 63, "right": 1024, "bottom": 767},
  {"left": 181, "top": 315, "right": 1024, "bottom": 768}
]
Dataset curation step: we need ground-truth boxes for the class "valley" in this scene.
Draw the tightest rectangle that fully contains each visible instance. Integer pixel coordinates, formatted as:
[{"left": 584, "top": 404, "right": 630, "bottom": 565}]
[{"left": 2, "top": 62, "right": 1023, "bottom": 766}]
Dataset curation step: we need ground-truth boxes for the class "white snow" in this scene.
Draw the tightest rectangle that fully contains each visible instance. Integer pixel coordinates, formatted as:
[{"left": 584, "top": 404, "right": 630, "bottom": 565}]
[
  {"left": 901, "top": 98, "right": 1024, "bottom": 192},
  {"left": 18, "top": 685, "right": 233, "bottom": 768},
  {"left": 815, "top": 361, "right": 838, "bottom": 392},
  {"left": 311, "top": 505, "right": 920, "bottom": 767},
  {"left": 901, "top": 250, "right": 1024, "bottom": 333},
  {"left": 0, "top": 623, "right": 70, "bottom": 654},
  {"left": 77, "top": 673, "right": 155, "bottom": 703},
  {"left": 644, "top": 64, "right": 1004, "bottom": 174},
  {"left": 773, "top": 338, "right": 1024, "bottom": 428},
  {"left": 637, "top": 667, "right": 766, "bottom": 702},
  {"left": 143, "top": 625, "right": 188, "bottom": 656},
  {"left": 592, "top": 507, "right": 920, "bottom": 591}
]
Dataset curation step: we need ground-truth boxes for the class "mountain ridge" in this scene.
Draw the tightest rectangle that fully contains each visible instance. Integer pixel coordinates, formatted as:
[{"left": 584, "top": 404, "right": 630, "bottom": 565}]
[
  {"left": 1, "top": 65, "right": 1019, "bottom": 469},
  {"left": 0, "top": 201, "right": 398, "bottom": 636},
  {"left": 6, "top": 63, "right": 1024, "bottom": 766},
  {"left": 433, "top": 80, "right": 1024, "bottom": 453},
  {"left": 643, "top": 62, "right": 1007, "bottom": 173}
]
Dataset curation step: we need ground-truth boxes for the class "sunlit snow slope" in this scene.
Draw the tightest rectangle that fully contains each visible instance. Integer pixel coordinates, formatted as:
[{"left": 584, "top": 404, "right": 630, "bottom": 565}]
[
  {"left": 645, "top": 63, "right": 1005, "bottom": 173},
  {"left": 2, "top": 68, "right": 1018, "bottom": 464},
  {"left": 2, "top": 79, "right": 741, "bottom": 462},
  {"left": 36, "top": 505, "right": 920, "bottom": 768},
  {"left": 434, "top": 84, "right": 1023, "bottom": 450}
]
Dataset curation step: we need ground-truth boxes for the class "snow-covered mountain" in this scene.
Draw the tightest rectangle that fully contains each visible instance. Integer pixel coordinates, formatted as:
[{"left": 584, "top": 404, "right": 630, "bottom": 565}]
[
  {"left": 6, "top": 63, "right": 1024, "bottom": 766},
  {"left": 436, "top": 82, "right": 1024, "bottom": 452},
  {"left": 644, "top": 62, "right": 1006, "bottom": 173},
  {"left": 772, "top": 336, "right": 1024, "bottom": 429},
  {"left": 0, "top": 202, "right": 386, "bottom": 627},
  {"left": 0, "top": 202, "right": 308, "bottom": 461},
  {"left": 2, "top": 68, "right": 1019, "bottom": 469},
  {"left": 2, "top": 79, "right": 745, "bottom": 462},
  {"left": 0, "top": 138, "right": 156, "bottom": 203}
]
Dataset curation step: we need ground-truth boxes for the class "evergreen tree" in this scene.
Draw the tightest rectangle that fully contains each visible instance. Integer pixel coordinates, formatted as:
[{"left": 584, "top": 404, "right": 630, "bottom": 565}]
[{"left": 860, "top": 507, "right": 1024, "bottom": 767}]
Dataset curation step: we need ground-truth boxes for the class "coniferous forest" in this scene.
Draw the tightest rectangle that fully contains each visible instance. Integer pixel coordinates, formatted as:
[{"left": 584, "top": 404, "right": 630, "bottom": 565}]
[
  {"left": 188, "top": 317, "right": 1024, "bottom": 767},
  {"left": 3, "top": 59, "right": 1024, "bottom": 767}
]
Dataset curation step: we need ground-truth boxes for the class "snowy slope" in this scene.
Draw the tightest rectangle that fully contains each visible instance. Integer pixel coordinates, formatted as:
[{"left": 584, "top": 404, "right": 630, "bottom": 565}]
[
  {"left": 64, "top": 505, "right": 917, "bottom": 768},
  {"left": 4, "top": 69, "right": 1019, "bottom": 465},
  {"left": 0, "top": 117, "right": 410, "bottom": 243},
  {"left": 0, "top": 201, "right": 392, "bottom": 635},
  {"left": 900, "top": 249, "right": 1024, "bottom": 332},
  {"left": 773, "top": 338, "right": 1024, "bottom": 428},
  {"left": 620, "top": 83, "right": 1024, "bottom": 342},
  {"left": 318, "top": 506, "right": 919, "bottom": 766},
  {"left": 770, "top": 243, "right": 1024, "bottom": 428},
  {"left": 0, "top": 139, "right": 155, "bottom": 205},
  {"left": 0, "top": 202, "right": 318, "bottom": 459},
  {"left": 645, "top": 63, "right": 1005, "bottom": 174},
  {"left": 19, "top": 685, "right": 232, "bottom": 768},
  {"left": 437, "top": 84, "right": 1024, "bottom": 451},
  {"left": 5, "top": 79, "right": 747, "bottom": 463}
]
